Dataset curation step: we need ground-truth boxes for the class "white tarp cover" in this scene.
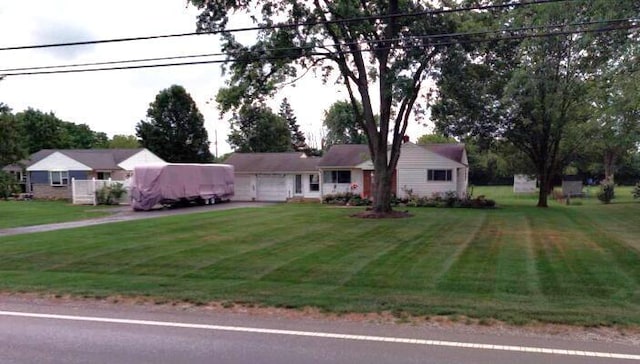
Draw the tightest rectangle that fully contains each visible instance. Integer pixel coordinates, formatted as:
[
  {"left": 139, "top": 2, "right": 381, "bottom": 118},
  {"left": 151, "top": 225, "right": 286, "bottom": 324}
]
[{"left": 130, "top": 163, "right": 234, "bottom": 210}]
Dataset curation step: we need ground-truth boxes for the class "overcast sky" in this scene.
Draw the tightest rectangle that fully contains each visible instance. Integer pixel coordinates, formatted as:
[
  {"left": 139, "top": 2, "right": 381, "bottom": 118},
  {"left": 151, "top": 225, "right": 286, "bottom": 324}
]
[{"left": 0, "top": 1, "right": 432, "bottom": 156}]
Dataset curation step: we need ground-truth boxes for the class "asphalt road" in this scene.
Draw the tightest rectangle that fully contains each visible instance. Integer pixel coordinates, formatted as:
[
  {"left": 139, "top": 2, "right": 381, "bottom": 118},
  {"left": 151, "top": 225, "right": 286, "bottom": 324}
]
[{"left": 0, "top": 297, "right": 638, "bottom": 364}]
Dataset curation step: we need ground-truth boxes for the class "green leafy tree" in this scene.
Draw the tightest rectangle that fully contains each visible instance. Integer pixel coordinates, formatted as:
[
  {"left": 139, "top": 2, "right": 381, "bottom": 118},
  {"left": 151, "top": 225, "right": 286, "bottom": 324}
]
[
  {"left": 16, "top": 108, "right": 71, "bottom": 154},
  {"left": 0, "top": 104, "right": 26, "bottom": 167},
  {"left": 416, "top": 133, "right": 456, "bottom": 144},
  {"left": 136, "top": 85, "right": 213, "bottom": 163},
  {"left": 108, "top": 134, "right": 140, "bottom": 149},
  {"left": 189, "top": 0, "right": 456, "bottom": 214},
  {"left": 228, "top": 105, "right": 291, "bottom": 153},
  {"left": 0, "top": 171, "right": 19, "bottom": 199},
  {"left": 586, "top": 45, "right": 640, "bottom": 184},
  {"left": 323, "top": 100, "right": 367, "bottom": 148},
  {"left": 433, "top": 1, "right": 637, "bottom": 207}
]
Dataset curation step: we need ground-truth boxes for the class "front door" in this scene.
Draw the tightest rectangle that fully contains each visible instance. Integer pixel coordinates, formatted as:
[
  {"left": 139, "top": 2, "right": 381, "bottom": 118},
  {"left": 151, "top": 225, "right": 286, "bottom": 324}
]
[{"left": 295, "top": 174, "right": 302, "bottom": 195}]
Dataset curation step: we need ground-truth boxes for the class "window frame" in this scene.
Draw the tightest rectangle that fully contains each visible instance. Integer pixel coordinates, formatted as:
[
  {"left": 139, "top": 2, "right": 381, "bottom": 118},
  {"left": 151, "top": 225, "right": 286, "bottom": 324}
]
[
  {"left": 309, "top": 174, "right": 320, "bottom": 192},
  {"left": 50, "top": 170, "right": 70, "bottom": 186},
  {"left": 323, "top": 170, "right": 352, "bottom": 184},
  {"left": 427, "top": 169, "right": 452, "bottom": 182}
]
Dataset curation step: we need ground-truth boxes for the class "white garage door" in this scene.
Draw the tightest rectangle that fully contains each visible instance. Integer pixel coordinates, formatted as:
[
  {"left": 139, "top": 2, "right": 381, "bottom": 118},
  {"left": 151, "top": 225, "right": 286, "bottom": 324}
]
[
  {"left": 257, "top": 174, "right": 287, "bottom": 201},
  {"left": 233, "top": 175, "right": 253, "bottom": 201}
]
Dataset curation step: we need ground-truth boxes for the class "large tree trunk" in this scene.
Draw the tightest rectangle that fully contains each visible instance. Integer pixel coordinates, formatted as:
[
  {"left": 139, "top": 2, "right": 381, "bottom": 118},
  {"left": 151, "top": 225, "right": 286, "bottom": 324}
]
[
  {"left": 603, "top": 150, "right": 616, "bottom": 184},
  {"left": 371, "top": 161, "right": 394, "bottom": 214}
]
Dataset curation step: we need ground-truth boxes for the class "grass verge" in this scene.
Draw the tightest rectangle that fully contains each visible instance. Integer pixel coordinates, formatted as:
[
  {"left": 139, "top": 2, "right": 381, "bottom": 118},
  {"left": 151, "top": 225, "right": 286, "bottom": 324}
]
[{"left": 0, "top": 193, "right": 639, "bottom": 327}]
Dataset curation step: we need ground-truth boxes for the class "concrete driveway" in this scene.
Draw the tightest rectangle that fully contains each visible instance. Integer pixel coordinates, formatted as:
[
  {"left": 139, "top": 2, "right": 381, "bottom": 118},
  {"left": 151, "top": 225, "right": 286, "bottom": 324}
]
[{"left": 0, "top": 202, "right": 273, "bottom": 237}]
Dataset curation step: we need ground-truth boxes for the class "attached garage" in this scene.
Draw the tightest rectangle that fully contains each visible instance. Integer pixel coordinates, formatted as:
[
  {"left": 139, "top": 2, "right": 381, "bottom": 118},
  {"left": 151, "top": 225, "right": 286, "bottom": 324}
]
[
  {"left": 233, "top": 175, "right": 253, "bottom": 201},
  {"left": 256, "top": 174, "right": 288, "bottom": 201}
]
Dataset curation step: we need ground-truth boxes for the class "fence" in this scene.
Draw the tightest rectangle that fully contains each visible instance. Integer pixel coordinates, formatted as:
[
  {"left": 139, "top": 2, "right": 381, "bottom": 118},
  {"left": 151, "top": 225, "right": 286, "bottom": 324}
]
[{"left": 71, "top": 178, "right": 129, "bottom": 205}]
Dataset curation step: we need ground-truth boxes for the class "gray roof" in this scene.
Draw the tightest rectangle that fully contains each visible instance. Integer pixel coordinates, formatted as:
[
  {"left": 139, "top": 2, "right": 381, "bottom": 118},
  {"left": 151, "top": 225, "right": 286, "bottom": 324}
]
[
  {"left": 317, "top": 144, "right": 371, "bottom": 167},
  {"left": 224, "top": 152, "right": 320, "bottom": 173},
  {"left": 24, "top": 149, "right": 145, "bottom": 170},
  {"left": 419, "top": 143, "right": 466, "bottom": 164}
]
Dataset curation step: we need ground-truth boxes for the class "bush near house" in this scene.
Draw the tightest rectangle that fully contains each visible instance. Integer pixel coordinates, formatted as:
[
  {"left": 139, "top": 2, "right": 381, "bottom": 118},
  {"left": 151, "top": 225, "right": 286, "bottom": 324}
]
[
  {"left": 323, "top": 190, "right": 496, "bottom": 209},
  {"left": 95, "top": 183, "right": 127, "bottom": 205}
]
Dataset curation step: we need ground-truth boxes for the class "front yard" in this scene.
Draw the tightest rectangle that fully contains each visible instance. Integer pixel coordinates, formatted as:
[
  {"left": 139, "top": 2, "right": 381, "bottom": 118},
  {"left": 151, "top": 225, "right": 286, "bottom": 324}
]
[
  {"left": 0, "top": 189, "right": 639, "bottom": 327},
  {"left": 0, "top": 200, "right": 112, "bottom": 229}
]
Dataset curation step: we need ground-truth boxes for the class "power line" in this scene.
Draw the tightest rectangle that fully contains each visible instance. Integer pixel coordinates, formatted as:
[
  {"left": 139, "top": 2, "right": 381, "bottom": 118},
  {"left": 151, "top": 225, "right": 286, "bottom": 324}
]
[
  {"left": 2, "top": 22, "right": 636, "bottom": 77},
  {"left": 2, "top": 17, "right": 634, "bottom": 74},
  {"left": 0, "top": 0, "right": 572, "bottom": 52}
]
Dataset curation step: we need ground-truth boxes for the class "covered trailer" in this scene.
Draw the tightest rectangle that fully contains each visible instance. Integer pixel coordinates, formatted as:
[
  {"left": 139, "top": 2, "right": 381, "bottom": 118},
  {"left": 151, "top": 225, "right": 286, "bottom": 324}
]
[{"left": 130, "top": 163, "right": 234, "bottom": 211}]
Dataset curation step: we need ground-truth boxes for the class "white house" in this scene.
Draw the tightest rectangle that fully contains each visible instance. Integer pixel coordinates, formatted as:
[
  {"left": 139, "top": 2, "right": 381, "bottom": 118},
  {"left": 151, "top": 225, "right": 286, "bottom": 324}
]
[
  {"left": 224, "top": 152, "right": 321, "bottom": 201},
  {"left": 225, "top": 142, "right": 469, "bottom": 202}
]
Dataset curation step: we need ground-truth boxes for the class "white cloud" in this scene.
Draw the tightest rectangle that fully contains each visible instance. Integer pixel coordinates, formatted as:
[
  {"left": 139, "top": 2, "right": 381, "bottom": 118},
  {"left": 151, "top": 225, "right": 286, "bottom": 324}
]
[{"left": 0, "top": 0, "right": 432, "bottom": 157}]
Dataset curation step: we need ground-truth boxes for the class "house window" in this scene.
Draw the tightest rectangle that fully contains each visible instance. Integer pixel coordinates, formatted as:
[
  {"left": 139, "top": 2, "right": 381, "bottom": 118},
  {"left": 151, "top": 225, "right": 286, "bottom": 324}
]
[
  {"left": 97, "top": 171, "right": 111, "bottom": 180},
  {"left": 309, "top": 174, "right": 319, "bottom": 191},
  {"left": 323, "top": 170, "right": 351, "bottom": 184},
  {"left": 427, "top": 169, "right": 452, "bottom": 182},
  {"left": 50, "top": 171, "right": 69, "bottom": 186}
]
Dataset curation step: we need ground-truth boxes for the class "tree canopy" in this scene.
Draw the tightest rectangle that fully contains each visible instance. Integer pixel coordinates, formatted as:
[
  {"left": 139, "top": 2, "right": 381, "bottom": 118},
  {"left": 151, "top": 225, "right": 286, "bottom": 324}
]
[
  {"left": 136, "top": 85, "right": 213, "bottom": 163},
  {"left": 432, "top": 0, "right": 639, "bottom": 207},
  {"left": 228, "top": 105, "right": 291, "bottom": 153},
  {"left": 0, "top": 104, "right": 25, "bottom": 167},
  {"left": 108, "top": 134, "right": 141, "bottom": 149},
  {"left": 323, "top": 100, "right": 367, "bottom": 148},
  {"left": 189, "top": 0, "right": 456, "bottom": 214}
]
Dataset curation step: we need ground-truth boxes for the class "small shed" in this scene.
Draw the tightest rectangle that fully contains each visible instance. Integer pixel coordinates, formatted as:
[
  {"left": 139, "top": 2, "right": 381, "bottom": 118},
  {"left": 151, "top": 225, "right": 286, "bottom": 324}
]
[{"left": 513, "top": 174, "right": 537, "bottom": 193}]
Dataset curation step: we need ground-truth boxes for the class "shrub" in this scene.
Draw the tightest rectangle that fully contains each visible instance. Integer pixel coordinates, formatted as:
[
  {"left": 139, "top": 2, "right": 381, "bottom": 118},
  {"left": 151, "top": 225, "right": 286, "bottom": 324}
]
[
  {"left": 597, "top": 182, "right": 615, "bottom": 204},
  {"left": 95, "top": 182, "right": 126, "bottom": 205},
  {"left": 0, "top": 171, "right": 19, "bottom": 200},
  {"left": 633, "top": 182, "right": 640, "bottom": 200}
]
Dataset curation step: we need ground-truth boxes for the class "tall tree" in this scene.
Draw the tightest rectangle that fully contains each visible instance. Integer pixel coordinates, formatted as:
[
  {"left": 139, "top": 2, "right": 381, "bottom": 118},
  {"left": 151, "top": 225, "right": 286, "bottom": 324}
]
[
  {"left": 228, "top": 105, "right": 291, "bottom": 153},
  {"left": 323, "top": 100, "right": 367, "bottom": 148},
  {"left": 136, "top": 85, "right": 213, "bottom": 163},
  {"left": 416, "top": 133, "right": 456, "bottom": 144},
  {"left": 0, "top": 104, "right": 26, "bottom": 167},
  {"left": 433, "top": 1, "right": 638, "bottom": 207},
  {"left": 189, "top": 0, "right": 455, "bottom": 214},
  {"left": 586, "top": 43, "right": 640, "bottom": 184},
  {"left": 15, "top": 108, "right": 71, "bottom": 154},
  {"left": 278, "top": 98, "right": 312, "bottom": 154},
  {"left": 108, "top": 134, "right": 140, "bottom": 149}
]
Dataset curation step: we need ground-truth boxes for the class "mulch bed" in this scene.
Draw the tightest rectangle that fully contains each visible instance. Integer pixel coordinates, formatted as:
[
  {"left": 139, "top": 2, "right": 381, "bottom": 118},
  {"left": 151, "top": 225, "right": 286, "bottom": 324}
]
[{"left": 350, "top": 209, "right": 413, "bottom": 219}]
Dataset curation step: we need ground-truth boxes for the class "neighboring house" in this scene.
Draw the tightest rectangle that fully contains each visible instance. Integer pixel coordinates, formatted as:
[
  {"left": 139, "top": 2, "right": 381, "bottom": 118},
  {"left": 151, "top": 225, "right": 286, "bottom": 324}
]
[
  {"left": 224, "top": 152, "right": 321, "bottom": 201},
  {"left": 3, "top": 149, "right": 165, "bottom": 199},
  {"left": 225, "top": 141, "right": 469, "bottom": 202}
]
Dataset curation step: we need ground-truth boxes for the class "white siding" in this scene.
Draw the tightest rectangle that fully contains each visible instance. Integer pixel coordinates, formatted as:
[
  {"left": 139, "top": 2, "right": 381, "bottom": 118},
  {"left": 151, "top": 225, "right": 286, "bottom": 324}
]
[
  {"left": 321, "top": 169, "right": 363, "bottom": 196},
  {"left": 303, "top": 173, "right": 321, "bottom": 199},
  {"left": 118, "top": 150, "right": 166, "bottom": 171},
  {"left": 26, "top": 152, "right": 91, "bottom": 171},
  {"left": 396, "top": 143, "right": 466, "bottom": 198}
]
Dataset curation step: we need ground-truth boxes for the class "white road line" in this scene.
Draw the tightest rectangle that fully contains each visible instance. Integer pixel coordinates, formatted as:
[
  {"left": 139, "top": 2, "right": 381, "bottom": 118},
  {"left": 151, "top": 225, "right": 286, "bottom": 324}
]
[{"left": 1, "top": 310, "right": 638, "bottom": 361}]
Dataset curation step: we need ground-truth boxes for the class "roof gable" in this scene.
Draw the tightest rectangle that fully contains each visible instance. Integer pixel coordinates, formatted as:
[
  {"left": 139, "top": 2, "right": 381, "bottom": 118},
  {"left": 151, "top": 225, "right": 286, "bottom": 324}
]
[
  {"left": 24, "top": 148, "right": 150, "bottom": 171},
  {"left": 225, "top": 152, "right": 320, "bottom": 173},
  {"left": 26, "top": 151, "right": 92, "bottom": 171}
]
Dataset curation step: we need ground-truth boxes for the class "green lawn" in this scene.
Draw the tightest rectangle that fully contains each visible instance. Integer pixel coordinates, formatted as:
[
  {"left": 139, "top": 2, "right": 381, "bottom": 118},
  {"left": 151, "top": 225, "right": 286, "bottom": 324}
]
[
  {"left": 0, "top": 200, "right": 113, "bottom": 229},
  {"left": 0, "top": 190, "right": 639, "bottom": 326}
]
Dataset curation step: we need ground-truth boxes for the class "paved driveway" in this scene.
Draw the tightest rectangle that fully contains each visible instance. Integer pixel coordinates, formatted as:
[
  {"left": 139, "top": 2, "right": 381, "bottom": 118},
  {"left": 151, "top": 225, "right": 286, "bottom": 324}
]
[{"left": 0, "top": 202, "right": 273, "bottom": 237}]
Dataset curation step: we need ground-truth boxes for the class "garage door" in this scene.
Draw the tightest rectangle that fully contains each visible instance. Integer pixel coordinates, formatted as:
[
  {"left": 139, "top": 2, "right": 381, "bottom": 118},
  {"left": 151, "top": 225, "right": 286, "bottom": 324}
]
[
  {"left": 233, "top": 175, "right": 253, "bottom": 201},
  {"left": 256, "top": 174, "right": 287, "bottom": 201}
]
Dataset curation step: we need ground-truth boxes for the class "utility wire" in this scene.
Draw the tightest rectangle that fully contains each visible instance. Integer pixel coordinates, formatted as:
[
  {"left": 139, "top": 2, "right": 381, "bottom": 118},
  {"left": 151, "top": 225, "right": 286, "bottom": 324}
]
[
  {"left": 1, "top": 16, "right": 634, "bottom": 74},
  {"left": 0, "top": 0, "right": 572, "bottom": 52},
  {"left": 2, "top": 22, "right": 636, "bottom": 77}
]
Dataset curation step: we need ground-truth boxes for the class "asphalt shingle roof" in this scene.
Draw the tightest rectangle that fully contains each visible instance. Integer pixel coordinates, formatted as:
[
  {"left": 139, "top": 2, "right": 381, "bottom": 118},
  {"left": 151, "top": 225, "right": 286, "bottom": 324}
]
[
  {"left": 317, "top": 144, "right": 371, "bottom": 167},
  {"left": 225, "top": 152, "right": 320, "bottom": 173},
  {"left": 24, "top": 149, "right": 145, "bottom": 170},
  {"left": 419, "top": 143, "right": 466, "bottom": 164}
]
